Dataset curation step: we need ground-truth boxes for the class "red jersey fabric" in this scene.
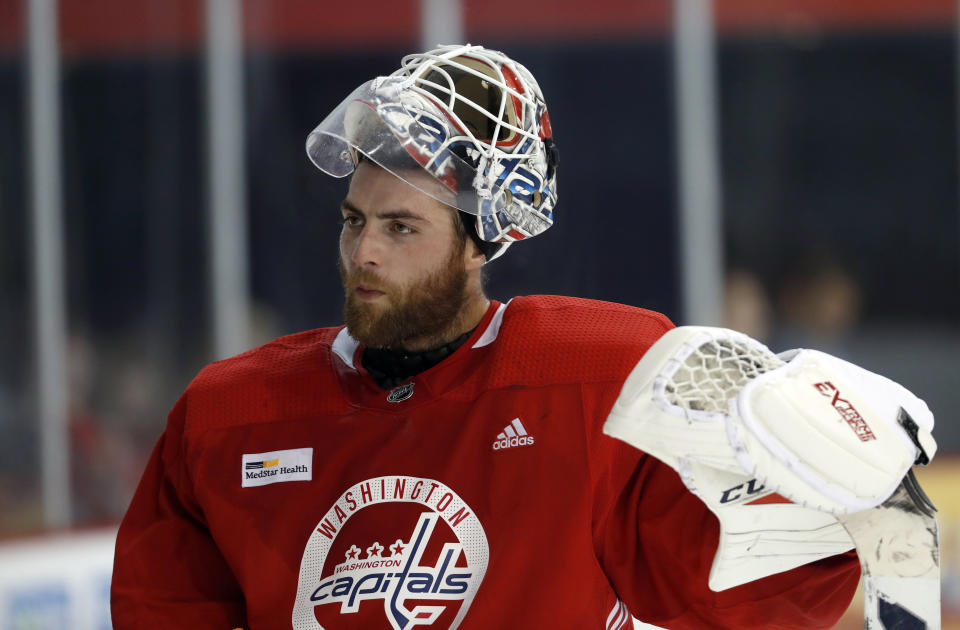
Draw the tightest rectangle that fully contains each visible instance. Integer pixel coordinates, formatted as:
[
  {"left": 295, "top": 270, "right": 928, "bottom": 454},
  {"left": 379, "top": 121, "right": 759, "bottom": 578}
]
[{"left": 111, "top": 295, "right": 859, "bottom": 630}]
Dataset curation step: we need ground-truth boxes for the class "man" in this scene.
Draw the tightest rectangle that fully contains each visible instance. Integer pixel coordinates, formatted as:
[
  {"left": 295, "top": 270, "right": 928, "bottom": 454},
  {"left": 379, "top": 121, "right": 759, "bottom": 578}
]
[{"left": 114, "top": 44, "right": 917, "bottom": 629}]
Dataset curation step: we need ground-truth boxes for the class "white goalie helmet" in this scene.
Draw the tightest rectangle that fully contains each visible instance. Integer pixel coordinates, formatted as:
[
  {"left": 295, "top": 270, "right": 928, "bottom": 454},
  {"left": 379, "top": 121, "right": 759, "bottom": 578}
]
[{"left": 306, "top": 44, "right": 559, "bottom": 261}]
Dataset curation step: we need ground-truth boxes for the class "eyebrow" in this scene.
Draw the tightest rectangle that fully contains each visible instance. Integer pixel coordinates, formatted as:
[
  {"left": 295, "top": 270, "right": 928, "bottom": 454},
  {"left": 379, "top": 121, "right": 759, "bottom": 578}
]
[{"left": 340, "top": 199, "right": 427, "bottom": 223}]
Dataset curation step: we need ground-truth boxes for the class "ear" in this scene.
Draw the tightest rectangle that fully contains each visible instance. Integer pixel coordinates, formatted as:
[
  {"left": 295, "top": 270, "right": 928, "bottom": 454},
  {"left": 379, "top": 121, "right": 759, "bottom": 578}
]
[{"left": 463, "top": 239, "right": 486, "bottom": 272}]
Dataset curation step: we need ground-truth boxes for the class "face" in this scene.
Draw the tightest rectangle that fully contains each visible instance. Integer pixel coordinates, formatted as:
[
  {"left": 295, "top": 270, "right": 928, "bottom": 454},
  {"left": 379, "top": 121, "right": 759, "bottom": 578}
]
[{"left": 339, "top": 160, "right": 481, "bottom": 349}]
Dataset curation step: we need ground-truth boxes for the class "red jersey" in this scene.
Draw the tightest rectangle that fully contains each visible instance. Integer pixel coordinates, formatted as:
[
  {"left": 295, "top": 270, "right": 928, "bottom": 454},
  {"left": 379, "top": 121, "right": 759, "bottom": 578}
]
[{"left": 111, "top": 296, "right": 859, "bottom": 630}]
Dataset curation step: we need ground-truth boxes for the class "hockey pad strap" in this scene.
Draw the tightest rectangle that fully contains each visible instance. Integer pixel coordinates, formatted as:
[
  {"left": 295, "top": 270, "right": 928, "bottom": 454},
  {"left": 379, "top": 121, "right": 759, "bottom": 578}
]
[
  {"left": 735, "top": 348, "right": 936, "bottom": 514},
  {"left": 678, "top": 460, "right": 854, "bottom": 591}
]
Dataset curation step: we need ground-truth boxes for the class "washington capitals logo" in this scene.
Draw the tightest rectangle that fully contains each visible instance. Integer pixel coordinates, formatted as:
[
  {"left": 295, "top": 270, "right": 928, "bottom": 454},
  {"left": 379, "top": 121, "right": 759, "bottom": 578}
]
[
  {"left": 310, "top": 513, "right": 471, "bottom": 629},
  {"left": 292, "top": 475, "right": 489, "bottom": 630}
]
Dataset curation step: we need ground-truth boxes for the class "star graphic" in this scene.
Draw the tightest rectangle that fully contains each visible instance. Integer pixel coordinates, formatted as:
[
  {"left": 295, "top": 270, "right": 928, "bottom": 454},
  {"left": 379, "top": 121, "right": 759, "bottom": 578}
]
[
  {"left": 345, "top": 545, "right": 361, "bottom": 560},
  {"left": 390, "top": 539, "right": 405, "bottom": 557},
  {"left": 366, "top": 542, "right": 384, "bottom": 558}
]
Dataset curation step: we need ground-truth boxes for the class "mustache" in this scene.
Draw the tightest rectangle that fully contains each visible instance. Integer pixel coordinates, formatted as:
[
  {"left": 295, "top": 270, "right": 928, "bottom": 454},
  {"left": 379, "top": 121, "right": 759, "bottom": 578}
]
[{"left": 343, "top": 267, "right": 391, "bottom": 293}]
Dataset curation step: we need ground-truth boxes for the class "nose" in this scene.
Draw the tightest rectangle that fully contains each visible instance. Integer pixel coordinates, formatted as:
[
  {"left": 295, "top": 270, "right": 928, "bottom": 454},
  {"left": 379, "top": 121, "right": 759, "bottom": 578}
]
[{"left": 343, "top": 224, "right": 382, "bottom": 268}]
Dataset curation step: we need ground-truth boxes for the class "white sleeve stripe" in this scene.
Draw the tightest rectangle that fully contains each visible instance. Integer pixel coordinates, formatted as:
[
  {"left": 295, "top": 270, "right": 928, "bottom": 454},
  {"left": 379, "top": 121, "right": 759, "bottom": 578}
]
[
  {"left": 604, "top": 599, "right": 620, "bottom": 628},
  {"left": 618, "top": 601, "right": 630, "bottom": 630},
  {"left": 606, "top": 599, "right": 629, "bottom": 630}
]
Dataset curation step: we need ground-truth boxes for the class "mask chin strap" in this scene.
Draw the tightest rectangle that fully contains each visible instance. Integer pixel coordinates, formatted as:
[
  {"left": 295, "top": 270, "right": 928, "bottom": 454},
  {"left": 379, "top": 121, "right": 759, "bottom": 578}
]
[{"left": 484, "top": 242, "right": 510, "bottom": 263}]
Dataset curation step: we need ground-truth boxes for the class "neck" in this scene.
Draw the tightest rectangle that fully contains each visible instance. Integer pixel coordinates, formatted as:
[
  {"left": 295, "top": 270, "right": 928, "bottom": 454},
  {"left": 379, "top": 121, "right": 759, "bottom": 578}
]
[
  {"left": 362, "top": 326, "right": 477, "bottom": 390},
  {"left": 394, "top": 291, "right": 489, "bottom": 353}
]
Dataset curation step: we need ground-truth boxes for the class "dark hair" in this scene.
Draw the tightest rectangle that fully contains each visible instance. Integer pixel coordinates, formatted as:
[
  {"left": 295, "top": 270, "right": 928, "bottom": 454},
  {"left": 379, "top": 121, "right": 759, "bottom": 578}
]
[{"left": 456, "top": 211, "right": 502, "bottom": 261}]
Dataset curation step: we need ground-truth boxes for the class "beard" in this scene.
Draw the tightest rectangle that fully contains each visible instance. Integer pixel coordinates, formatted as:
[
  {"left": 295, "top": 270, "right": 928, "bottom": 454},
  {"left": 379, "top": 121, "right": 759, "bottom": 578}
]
[{"left": 339, "top": 243, "right": 469, "bottom": 350}]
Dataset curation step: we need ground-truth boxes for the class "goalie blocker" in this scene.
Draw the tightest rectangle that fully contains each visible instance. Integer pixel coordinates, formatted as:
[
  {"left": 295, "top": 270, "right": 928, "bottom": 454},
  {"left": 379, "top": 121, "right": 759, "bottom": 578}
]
[{"left": 603, "top": 326, "right": 939, "bottom": 628}]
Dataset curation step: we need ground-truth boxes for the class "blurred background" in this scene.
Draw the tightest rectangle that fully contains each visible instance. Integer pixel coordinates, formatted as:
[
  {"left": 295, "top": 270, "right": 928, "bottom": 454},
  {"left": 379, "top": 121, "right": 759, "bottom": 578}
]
[{"left": 0, "top": 0, "right": 957, "bottom": 628}]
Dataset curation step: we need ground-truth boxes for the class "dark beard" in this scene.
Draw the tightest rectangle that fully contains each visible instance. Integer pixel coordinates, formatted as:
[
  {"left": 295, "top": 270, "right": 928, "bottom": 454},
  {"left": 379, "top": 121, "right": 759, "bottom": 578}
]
[{"left": 339, "top": 244, "right": 468, "bottom": 349}]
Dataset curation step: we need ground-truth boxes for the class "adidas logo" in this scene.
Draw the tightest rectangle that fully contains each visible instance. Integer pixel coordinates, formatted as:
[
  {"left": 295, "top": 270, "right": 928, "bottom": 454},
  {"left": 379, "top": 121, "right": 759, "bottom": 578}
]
[{"left": 492, "top": 418, "right": 535, "bottom": 450}]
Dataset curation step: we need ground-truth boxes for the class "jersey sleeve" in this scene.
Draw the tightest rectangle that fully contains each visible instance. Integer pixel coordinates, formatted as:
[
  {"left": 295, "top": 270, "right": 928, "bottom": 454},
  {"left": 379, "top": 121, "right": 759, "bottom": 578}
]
[
  {"left": 111, "top": 394, "right": 248, "bottom": 629},
  {"left": 587, "top": 384, "right": 861, "bottom": 630}
]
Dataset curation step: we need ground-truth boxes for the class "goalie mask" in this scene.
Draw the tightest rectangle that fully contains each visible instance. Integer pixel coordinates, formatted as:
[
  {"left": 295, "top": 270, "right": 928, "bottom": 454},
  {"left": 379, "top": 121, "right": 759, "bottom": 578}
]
[{"left": 306, "top": 44, "right": 559, "bottom": 261}]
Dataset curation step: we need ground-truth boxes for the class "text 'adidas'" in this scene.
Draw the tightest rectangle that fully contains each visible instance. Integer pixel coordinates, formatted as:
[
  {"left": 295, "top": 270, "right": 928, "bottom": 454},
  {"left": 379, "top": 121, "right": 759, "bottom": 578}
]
[{"left": 492, "top": 418, "right": 535, "bottom": 450}]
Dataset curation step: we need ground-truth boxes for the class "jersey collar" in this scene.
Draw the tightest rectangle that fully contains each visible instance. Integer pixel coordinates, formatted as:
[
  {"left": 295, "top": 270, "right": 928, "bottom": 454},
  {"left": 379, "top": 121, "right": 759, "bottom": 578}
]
[
  {"left": 331, "top": 300, "right": 507, "bottom": 409},
  {"left": 332, "top": 300, "right": 508, "bottom": 370}
]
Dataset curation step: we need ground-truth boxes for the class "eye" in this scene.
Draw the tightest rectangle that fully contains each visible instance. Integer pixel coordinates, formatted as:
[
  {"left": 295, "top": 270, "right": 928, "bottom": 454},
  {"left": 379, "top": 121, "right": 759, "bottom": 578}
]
[
  {"left": 341, "top": 214, "right": 363, "bottom": 228},
  {"left": 391, "top": 222, "right": 414, "bottom": 234}
]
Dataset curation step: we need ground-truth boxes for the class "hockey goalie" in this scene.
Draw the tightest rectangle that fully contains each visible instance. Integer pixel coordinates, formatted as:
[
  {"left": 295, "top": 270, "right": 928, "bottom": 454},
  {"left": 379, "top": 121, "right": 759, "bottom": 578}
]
[{"left": 111, "top": 43, "right": 939, "bottom": 630}]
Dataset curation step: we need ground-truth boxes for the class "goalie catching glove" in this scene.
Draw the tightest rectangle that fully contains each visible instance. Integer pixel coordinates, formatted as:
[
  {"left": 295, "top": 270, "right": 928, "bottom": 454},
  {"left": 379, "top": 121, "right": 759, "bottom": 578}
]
[{"left": 602, "top": 326, "right": 936, "bottom": 590}]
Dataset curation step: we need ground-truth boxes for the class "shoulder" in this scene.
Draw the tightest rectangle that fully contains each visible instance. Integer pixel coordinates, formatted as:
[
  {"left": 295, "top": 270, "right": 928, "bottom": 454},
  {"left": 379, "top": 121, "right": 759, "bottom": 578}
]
[
  {"left": 488, "top": 295, "right": 674, "bottom": 386},
  {"left": 180, "top": 326, "right": 347, "bottom": 432},
  {"left": 193, "top": 327, "right": 340, "bottom": 386},
  {"left": 504, "top": 295, "right": 673, "bottom": 334}
]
